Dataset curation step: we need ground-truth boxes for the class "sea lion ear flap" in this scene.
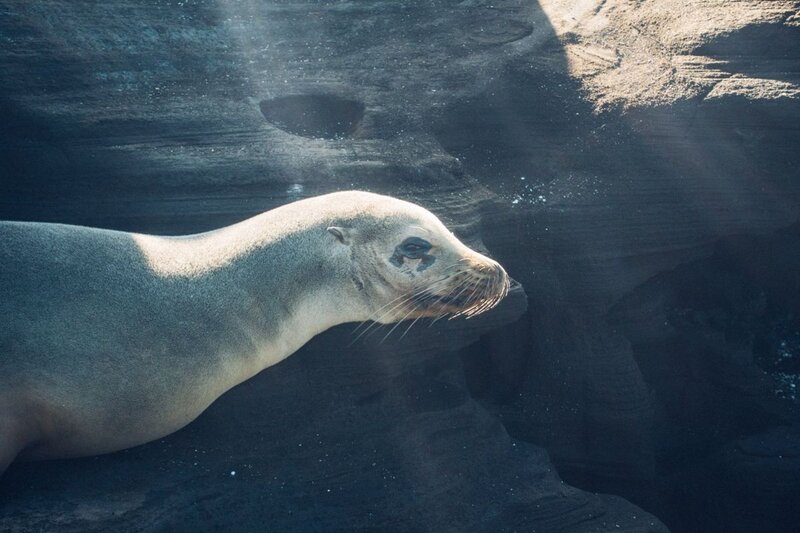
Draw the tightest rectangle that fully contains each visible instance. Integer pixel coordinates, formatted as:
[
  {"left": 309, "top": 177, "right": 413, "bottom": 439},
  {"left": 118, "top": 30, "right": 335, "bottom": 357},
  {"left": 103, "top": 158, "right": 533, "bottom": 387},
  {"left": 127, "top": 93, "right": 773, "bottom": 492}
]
[{"left": 326, "top": 226, "right": 353, "bottom": 245}]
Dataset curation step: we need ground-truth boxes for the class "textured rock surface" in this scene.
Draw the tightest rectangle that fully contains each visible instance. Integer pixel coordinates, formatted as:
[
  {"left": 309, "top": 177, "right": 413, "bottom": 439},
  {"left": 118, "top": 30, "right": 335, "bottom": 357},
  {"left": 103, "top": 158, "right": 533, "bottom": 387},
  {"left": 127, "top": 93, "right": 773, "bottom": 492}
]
[
  {"left": 1, "top": 0, "right": 799, "bottom": 531},
  {"left": 540, "top": 0, "right": 800, "bottom": 110}
]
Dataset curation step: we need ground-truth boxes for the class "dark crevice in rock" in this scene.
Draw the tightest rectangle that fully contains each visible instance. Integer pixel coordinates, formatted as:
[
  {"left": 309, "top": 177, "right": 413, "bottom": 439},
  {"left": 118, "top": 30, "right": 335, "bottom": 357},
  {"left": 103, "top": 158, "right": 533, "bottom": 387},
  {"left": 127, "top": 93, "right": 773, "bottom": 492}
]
[
  {"left": 608, "top": 224, "right": 800, "bottom": 533},
  {"left": 468, "top": 224, "right": 800, "bottom": 533},
  {"left": 259, "top": 94, "right": 365, "bottom": 139}
]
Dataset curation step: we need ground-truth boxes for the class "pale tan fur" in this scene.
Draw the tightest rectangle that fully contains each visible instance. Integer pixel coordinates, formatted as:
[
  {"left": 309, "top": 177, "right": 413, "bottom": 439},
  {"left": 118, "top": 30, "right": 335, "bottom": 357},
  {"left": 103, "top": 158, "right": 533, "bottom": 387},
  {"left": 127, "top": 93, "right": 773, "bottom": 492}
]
[{"left": 0, "top": 191, "right": 507, "bottom": 474}]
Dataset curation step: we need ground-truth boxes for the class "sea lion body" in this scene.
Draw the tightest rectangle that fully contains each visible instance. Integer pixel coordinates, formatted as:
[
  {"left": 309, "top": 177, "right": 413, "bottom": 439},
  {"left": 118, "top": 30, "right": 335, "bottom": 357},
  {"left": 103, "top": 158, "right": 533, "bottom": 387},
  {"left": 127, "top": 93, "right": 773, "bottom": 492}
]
[{"left": 0, "top": 191, "right": 508, "bottom": 473}]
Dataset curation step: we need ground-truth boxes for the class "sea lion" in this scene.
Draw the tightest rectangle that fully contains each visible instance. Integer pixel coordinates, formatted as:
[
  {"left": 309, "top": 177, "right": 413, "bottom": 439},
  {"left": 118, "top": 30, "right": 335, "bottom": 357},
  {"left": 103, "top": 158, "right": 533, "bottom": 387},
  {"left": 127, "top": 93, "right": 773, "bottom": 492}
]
[{"left": 0, "top": 191, "right": 509, "bottom": 474}]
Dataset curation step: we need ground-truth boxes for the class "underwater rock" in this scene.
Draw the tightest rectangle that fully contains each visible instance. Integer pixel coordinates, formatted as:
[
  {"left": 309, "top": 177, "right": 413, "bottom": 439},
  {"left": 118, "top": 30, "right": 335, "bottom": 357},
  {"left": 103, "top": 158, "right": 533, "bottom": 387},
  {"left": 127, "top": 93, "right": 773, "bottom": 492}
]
[{"left": 2, "top": 0, "right": 799, "bottom": 531}]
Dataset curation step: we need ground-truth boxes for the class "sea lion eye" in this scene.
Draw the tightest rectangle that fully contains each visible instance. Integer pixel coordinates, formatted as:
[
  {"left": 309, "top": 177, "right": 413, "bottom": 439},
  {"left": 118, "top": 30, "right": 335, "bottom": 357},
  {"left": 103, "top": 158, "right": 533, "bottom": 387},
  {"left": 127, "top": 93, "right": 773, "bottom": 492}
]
[{"left": 400, "top": 237, "right": 431, "bottom": 258}]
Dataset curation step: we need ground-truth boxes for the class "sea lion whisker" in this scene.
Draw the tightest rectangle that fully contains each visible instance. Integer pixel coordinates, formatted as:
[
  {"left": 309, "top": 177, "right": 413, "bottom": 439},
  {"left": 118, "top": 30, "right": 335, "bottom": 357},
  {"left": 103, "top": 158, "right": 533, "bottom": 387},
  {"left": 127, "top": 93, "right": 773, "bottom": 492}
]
[
  {"left": 351, "top": 294, "right": 419, "bottom": 344},
  {"left": 435, "top": 276, "right": 472, "bottom": 306},
  {"left": 450, "top": 280, "right": 485, "bottom": 319},
  {"left": 351, "top": 296, "right": 416, "bottom": 342},
  {"left": 353, "top": 290, "right": 416, "bottom": 334},
  {"left": 379, "top": 303, "right": 419, "bottom": 343},
  {"left": 352, "top": 300, "right": 411, "bottom": 343},
  {"left": 442, "top": 278, "right": 479, "bottom": 320},
  {"left": 472, "top": 280, "right": 494, "bottom": 314},
  {"left": 426, "top": 277, "right": 474, "bottom": 326},
  {"left": 476, "top": 275, "right": 502, "bottom": 313},
  {"left": 352, "top": 272, "right": 458, "bottom": 335},
  {"left": 398, "top": 313, "right": 427, "bottom": 341},
  {"left": 396, "top": 276, "right": 456, "bottom": 307},
  {"left": 428, "top": 313, "right": 448, "bottom": 326},
  {"left": 471, "top": 274, "right": 506, "bottom": 316},
  {"left": 367, "top": 261, "right": 464, "bottom": 314},
  {"left": 353, "top": 277, "right": 452, "bottom": 344},
  {"left": 470, "top": 280, "right": 496, "bottom": 316},
  {"left": 356, "top": 270, "right": 460, "bottom": 329}
]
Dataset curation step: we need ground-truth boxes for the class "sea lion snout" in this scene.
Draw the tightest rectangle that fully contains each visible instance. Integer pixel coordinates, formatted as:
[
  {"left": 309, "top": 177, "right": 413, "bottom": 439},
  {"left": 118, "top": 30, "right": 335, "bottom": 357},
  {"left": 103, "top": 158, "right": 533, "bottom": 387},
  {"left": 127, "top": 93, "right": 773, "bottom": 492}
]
[
  {"left": 383, "top": 244, "right": 510, "bottom": 322},
  {"left": 428, "top": 254, "right": 510, "bottom": 318}
]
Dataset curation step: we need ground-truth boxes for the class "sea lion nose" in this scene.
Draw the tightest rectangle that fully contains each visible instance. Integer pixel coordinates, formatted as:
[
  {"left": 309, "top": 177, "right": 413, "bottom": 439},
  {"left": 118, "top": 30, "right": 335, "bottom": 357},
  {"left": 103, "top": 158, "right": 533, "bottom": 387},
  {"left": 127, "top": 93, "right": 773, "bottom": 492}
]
[
  {"left": 495, "top": 262, "right": 508, "bottom": 283},
  {"left": 482, "top": 257, "right": 505, "bottom": 279},
  {"left": 485, "top": 259, "right": 510, "bottom": 297}
]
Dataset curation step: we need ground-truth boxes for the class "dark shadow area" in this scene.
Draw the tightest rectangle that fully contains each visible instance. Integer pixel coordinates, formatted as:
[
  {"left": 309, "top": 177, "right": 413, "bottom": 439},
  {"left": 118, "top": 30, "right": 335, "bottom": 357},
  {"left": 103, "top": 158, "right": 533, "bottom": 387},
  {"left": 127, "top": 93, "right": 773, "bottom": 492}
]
[
  {"left": 259, "top": 95, "right": 364, "bottom": 139},
  {"left": 694, "top": 23, "right": 800, "bottom": 83},
  {"left": 432, "top": 53, "right": 585, "bottom": 188},
  {"left": 608, "top": 224, "right": 800, "bottom": 533}
]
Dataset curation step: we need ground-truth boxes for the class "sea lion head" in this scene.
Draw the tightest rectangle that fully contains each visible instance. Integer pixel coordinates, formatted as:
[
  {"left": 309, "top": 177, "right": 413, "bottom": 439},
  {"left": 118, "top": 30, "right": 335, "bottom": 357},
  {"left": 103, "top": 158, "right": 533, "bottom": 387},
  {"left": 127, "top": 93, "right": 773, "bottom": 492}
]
[{"left": 326, "top": 193, "right": 510, "bottom": 324}]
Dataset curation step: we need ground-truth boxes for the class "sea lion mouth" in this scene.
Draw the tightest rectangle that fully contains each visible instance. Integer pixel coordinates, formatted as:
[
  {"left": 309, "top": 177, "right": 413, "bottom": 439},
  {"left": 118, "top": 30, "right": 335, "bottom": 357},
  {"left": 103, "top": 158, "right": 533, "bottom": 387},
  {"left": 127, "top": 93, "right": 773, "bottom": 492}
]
[
  {"left": 411, "top": 262, "right": 511, "bottom": 319},
  {"left": 351, "top": 261, "right": 510, "bottom": 344}
]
